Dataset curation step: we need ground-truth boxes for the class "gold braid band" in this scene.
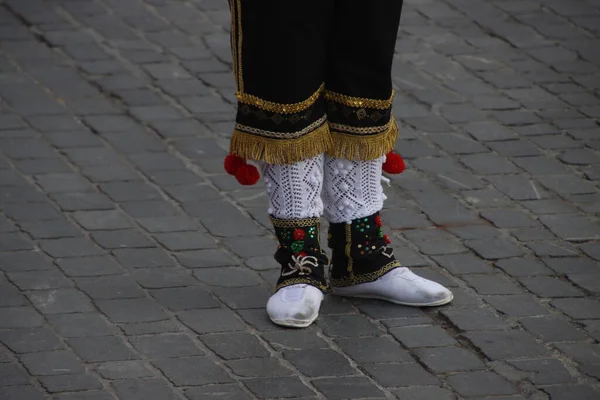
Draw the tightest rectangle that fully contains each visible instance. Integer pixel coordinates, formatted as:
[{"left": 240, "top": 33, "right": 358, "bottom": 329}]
[
  {"left": 270, "top": 216, "right": 321, "bottom": 228},
  {"left": 236, "top": 84, "right": 325, "bottom": 114},
  {"left": 328, "top": 119, "right": 399, "bottom": 161},
  {"left": 325, "top": 90, "right": 394, "bottom": 110}
]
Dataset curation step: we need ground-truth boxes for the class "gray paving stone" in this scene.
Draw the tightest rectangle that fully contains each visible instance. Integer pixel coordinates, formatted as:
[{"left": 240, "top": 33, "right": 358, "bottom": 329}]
[
  {"left": 362, "top": 362, "right": 439, "bottom": 387},
  {"left": 154, "top": 231, "right": 216, "bottom": 251},
  {"left": 57, "top": 255, "right": 123, "bottom": 277},
  {"left": 312, "top": 377, "right": 385, "bottom": 400},
  {"left": 225, "top": 357, "right": 293, "bottom": 378},
  {"left": 41, "top": 237, "right": 105, "bottom": 258},
  {"left": 480, "top": 209, "right": 538, "bottom": 229},
  {"left": 389, "top": 325, "right": 457, "bottom": 348},
  {"left": 185, "top": 384, "right": 252, "bottom": 400},
  {"left": 119, "top": 320, "right": 181, "bottom": 336},
  {"left": 465, "top": 330, "right": 548, "bottom": 360},
  {"left": 552, "top": 298, "right": 600, "bottom": 319},
  {"left": 193, "top": 267, "right": 263, "bottom": 288},
  {"left": 36, "top": 174, "right": 95, "bottom": 193},
  {"left": 96, "top": 361, "right": 154, "bottom": 380},
  {"left": 393, "top": 386, "right": 455, "bottom": 400},
  {"left": 335, "top": 336, "right": 412, "bottom": 364},
  {"left": 465, "top": 121, "right": 519, "bottom": 141},
  {"left": 120, "top": 200, "right": 180, "bottom": 218},
  {"left": 486, "top": 174, "right": 549, "bottom": 200},
  {"left": 0, "top": 386, "right": 46, "bottom": 400},
  {"left": 52, "top": 192, "right": 115, "bottom": 211},
  {"left": 0, "top": 233, "right": 33, "bottom": 251},
  {"left": 27, "top": 288, "right": 95, "bottom": 314},
  {"left": 317, "top": 314, "right": 381, "bottom": 338},
  {"left": 0, "top": 326, "right": 62, "bottom": 353},
  {"left": 0, "top": 363, "right": 30, "bottom": 385},
  {"left": 528, "top": 238, "right": 583, "bottom": 256},
  {"left": 554, "top": 342, "right": 600, "bottom": 365},
  {"left": 518, "top": 276, "right": 585, "bottom": 298},
  {"left": 16, "top": 158, "right": 72, "bottom": 175},
  {"left": 150, "top": 286, "right": 220, "bottom": 311},
  {"left": 68, "top": 336, "right": 138, "bottom": 362},
  {"left": 136, "top": 216, "right": 199, "bottom": 233},
  {"left": 441, "top": 307, "right": 510, "bottom": 331},
  {"left": 520, "top": 317, "right": 588, "bottom": 342},
  {"left": 153, "top": 357, "right": 233, "bottom": 386},
  {"left": 92, "top": 229, "right": 155, "bottom": 249},
  {"left": 509, "top": 357, "right": 573, "bottom": 385},
  {"left": 580, "top": 242, "right": 600, "bottom": 261},
  {"left": 463, "top": 274, "right": 524, "bottom": 295},
  {"left": 447, "top": 371, "right": 517, "bottom": 397},
  {"left": 568, "top": 273, "right": 600, "bottom": 293},
  {"left": 558, "top": 148, "right": 600, "bottom": 165},
  {"left": 96, "top": 298, "right": 169, "bottom": 323},
  {"left": 485, "top": 294, "right": 549, "bottom": 317},
  {"left": 284, "top": 349, "right": 356, "bottom": 377},
  {"left": 201, "top": 332, "right": 270, "bottom": 360},
  {"left": 7, "top": 269, "right": 72, "bottom": 290},
  {"left": 76, "top": 275, "right": 148, "bottom": 299},
  {"left": 354, "top": 299, "right": 425, "bottom": 320},
  {"left": 178, "top": 308, "right": 245, "bottom": 334},
  {"left": 47, "top": 313, "right": 119, "bottom": 337},
  {"left": 19, "top": 219, "right": 82, "bottom": 239},
  {"left": 243, "top": 377, "right": 314, "bottom": 399},
  {"left": 100, "top": 182, "right": 161, "bottom": 202},
  {"left": 262, "top": 330, "right": 329, "bottom": 351},
  {"left": 129, "top": 268, "right": 191, "bottom": 290},
  {"left": 460, "top": 153, "right": 519, "bottom": 175},
  {"left": 416, "top": 346, "right": 485, "bottom": 373},
  {"left": 40, "top": 373, "right": 103, "bottom": 393},
  {"left": 111, "top": 378, "right": 180, "bottom": 400},
  {"left": 112, "top": 248, "right": 175, "bottom": 269},
  {"left": 543, "top": 257, "right": 599, "bottom": 274},
  {"left": 184, "top": 200, "right": 265, "bottom": 238},
  {"left": 542, "top": 385, "right": 600, "bottom": 400},
  {"left": 466, "top": 238, "right": 525, "bottom": 259},
  {"left": 403, "top": 229, "right": 467, "bottom": 255},
  {"left": 20, "top": 350, "right": 84, "bottom": 376},
  {"left": 211, "top": 286, "right": 271, "bottom": 309},
  {"left": 539, "top": 214, "right": 600, "bottom": 241},
  {"left": 537, "top": 175, "right": 598, "bottom": 195},
  {"left": 130, "top": 334, "right": 203, "bottom": 359}
]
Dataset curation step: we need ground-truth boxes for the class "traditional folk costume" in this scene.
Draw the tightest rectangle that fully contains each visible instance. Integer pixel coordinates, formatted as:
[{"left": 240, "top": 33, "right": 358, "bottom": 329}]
[{"left": 225, "top": 0, "right": 452, "bottom": 328}]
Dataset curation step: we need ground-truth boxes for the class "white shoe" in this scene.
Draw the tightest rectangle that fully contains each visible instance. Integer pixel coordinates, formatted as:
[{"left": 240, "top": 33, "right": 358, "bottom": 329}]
[
  {"left": 266, "top": 284, "right": 324, "bottom": 328},
  {"left": 332, "top": 267, "right": 453, "bottom": 307}
]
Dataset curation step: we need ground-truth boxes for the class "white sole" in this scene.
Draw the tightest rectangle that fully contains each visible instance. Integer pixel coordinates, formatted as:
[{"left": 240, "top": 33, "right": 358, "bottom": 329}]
[
  {"left": 269, "top": 313, "right": 319, "bottom": 328},
  {"left": 332, "top": 290, "right": 454, "bottom": 307}
]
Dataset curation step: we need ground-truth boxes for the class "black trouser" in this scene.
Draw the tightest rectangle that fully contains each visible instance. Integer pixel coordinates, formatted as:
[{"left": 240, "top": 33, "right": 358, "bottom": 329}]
[{"left": 228, "top": 0, "right": 404, "bottom": 165}]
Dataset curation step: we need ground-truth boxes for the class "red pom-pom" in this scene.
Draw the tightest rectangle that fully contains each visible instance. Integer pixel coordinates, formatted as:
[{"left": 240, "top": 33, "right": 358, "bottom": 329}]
[
  {"left": 382, "top": 152, "right": 405, "bottom": 174},
  {"left": 375, "top": 215, "right": 383, "bottom": 227},
  {"left": 384, "top": 234, "right": 391, "bottom": 244},
  {"left": 235, "top": 163, "right": 260, "bottom": 185},
  {"left": 224, "top": 154, "right": 246, "bottom": 175}
]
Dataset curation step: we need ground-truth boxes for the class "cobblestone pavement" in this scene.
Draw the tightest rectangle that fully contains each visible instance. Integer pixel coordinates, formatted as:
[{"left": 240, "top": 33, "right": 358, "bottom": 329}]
[{"left": 0, "top": 0, "right": 599, "bottom": 399}]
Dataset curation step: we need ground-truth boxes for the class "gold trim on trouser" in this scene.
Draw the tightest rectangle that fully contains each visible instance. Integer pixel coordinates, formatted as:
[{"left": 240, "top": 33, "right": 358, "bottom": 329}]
[
  {"left": 229, "top": 0, "right": 244, "bottom": 92},
  {"left": 231, "top": 120, "right": 333, "bottom": 165},
  {"left": 236, "top": 84, "right": 325, "bottom": 114},
  {"left": 328, "top": 118, "right": 399, "bottom": 161},
  {"left": 325, "top": 90, "right": 395, "bottom": 110}
]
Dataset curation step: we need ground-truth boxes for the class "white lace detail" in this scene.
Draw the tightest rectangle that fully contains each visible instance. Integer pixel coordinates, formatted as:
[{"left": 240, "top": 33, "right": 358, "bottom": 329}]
[
  {"left": 323, "top": 155, "right": 386, "bottom": 224},
  {"left": 261, "top": 154, "right": 324, "bottom": 219}
]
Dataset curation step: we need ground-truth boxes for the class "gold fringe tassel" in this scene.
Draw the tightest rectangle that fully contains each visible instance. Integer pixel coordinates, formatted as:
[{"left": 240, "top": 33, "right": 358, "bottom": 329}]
[
  {"left": 230, "top": 122, "right": 333, "bottom": 164},
  {"left": 328, "top": 119, "right": 399, "bottom": 161}
]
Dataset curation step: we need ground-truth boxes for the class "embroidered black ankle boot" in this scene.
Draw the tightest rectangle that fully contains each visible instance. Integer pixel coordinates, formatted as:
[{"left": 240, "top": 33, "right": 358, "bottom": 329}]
[
  {"left": 328, "top": 211, "right": 453, "bottom": 307},
  {"left": 266, "top": 216, "right": 329, "bottom": 328}
]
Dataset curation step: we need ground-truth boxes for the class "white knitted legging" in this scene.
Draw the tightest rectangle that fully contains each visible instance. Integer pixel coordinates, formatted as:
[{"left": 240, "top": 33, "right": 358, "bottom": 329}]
[{"left": 261, "top": 154, "right": 385, "bottom": 222}]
